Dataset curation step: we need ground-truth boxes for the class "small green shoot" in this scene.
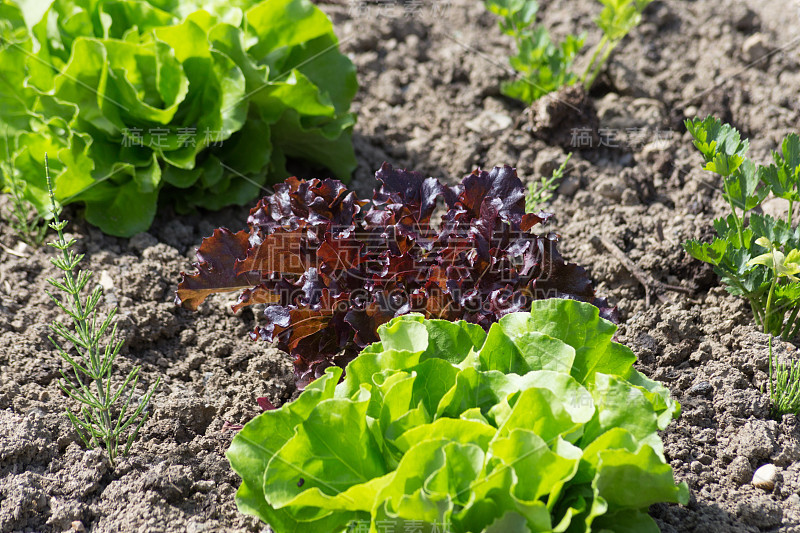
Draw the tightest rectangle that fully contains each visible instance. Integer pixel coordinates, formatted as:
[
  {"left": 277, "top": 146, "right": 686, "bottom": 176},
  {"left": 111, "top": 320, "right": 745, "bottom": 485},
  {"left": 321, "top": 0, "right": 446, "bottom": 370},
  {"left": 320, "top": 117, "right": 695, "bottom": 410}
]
[
  {"left": 485, "top": 0, "right": 584, "bottom": 104},
  {"left": 1, "top": 132, "right": 47, "bottom": 246},
  {"left": 485, "top": 0, "right": 653, "bottom": 103},
  {"left": 683, "top": 117, "right": 800, "bottom": 338},
  {"left": 767, "top": 335, "right": 800, "bottom": 417},
  {"left": 45, "top": 155, "right": 159, "bottom": 466},
  {"left": 582, "top": 0, "right": 655, "bottom": 90},
  {"left": 526, "top": 152, "right": 572, "bottom": 212}
]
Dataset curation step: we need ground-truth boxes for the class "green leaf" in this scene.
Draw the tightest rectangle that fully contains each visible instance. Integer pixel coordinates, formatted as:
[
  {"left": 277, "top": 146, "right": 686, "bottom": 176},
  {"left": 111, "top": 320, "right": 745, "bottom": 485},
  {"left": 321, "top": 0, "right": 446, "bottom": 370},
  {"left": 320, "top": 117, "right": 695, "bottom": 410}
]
[
  {"left": 627, "top": 370, "right": 681, "bottom": 429},
  {"left": 489, "top": 429, "right": 579, "bottom": 503},
  {"left": 592, "top": 509, "right": 661, "bottom": 533},
  {"left": 478, "top": 321, "right": 576, "bottom": 374},
  {"left": 226, "top": 367, "right": 340, "bottom": 528},
  {"left": 516, "top": 299, "right": 636, "bottom": 384},
  {"left": 436, "top": 367, "right": 522, "bottom": 419},
  {"left": 81, "top": 177, "right": 160, "bottom": 237},
  {"left": 780, "top": 133, "right": 800, "bottom": 173},
  {"left": 683, "top": 238, "right": 728, "bottom": 266},
  {"left": 750, "top": 214, "right": 794, "bottom": 247},
  {"left": 410, "top": 358, "right": 461, "bottom": 417},
  {"left": 339, "top": 348, "right": 422, "bottom": 399},
  {"left": 704, "top": 152, "right": 743, "bottom": 176},
  {"left": 495, "top": 386, "right": 582, "bottom": 444},
  {"left": 377, "top": 315, "right": 429, "bottom": 353},
  {"left": 581, "top": 373, "right": 660, "bottom": 446},
  {"left": 723, "top": 160, "right": 767, "bottom": 211},
  {"left": 592, "top": 445, "right": 690, "bottom": 509},
  {"left": 263, "top": 398, "right": 386, "bottom": 512},
  {"left": 394, "top": 418, "right": 496, "bottom": 454},
  {"left": 419, "top": 318, "right": 487, "bottom": 364},
  {"left": 483, "top": 511, "right": 531, "bottom": 533},
  {"left": 375, "top": 439, "right": 482, "bottom": 523},
  {"left": 685, "top": 116, "right": 749, "bottom": 163}
]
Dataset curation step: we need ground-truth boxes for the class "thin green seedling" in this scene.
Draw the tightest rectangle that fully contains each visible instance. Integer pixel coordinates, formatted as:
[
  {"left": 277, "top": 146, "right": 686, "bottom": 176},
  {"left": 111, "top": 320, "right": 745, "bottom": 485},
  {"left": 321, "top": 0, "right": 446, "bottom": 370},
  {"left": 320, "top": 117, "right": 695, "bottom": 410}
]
[
  {"left": 1, "top": 130, "right": 47, "bottom": 246},
  {"left": 485, "top": 0, "right": 584, "bottom": 105},
  {"left": 582, "top": 0, "right": 655, "bottom": 90},
  {"left": 526, "top": 152, "right": 572, "bottom": 212},
  {"left": 45, "top": 154, "right": 159, "bottom": 466},
  {"left": 766, "top": 335, "right": 800, "bottom": 416},
  {"left": 485, "top": 0, "right": 652, "bottom": 103}
]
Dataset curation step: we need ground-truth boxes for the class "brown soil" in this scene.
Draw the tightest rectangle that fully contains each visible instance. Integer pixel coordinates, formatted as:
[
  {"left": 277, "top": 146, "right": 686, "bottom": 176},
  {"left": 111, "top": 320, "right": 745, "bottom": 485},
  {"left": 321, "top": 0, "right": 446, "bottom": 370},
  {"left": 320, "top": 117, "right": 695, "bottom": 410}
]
[{"left": 2, "top": 0, "right": 800, "bottom": 531}]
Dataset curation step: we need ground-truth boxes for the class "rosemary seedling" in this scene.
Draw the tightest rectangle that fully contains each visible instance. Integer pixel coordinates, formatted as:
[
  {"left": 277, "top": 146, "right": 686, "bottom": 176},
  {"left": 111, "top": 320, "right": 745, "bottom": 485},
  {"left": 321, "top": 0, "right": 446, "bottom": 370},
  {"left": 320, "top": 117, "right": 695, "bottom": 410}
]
[
  {"left": 45, "top": 155, "right": 159, "bottom": 465},
  {"left": 526, "top": 152, "right": 572, "bottom": 212}
]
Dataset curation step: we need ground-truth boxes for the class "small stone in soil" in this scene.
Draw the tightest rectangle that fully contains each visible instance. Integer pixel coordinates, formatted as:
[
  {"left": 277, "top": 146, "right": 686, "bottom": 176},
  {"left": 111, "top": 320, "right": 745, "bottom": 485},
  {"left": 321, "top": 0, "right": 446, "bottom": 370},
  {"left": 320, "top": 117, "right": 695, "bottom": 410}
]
[
  {"left": 686, "top": 381, "right": 713, "bottom": 396},
  {"left": 729, "top": 456, "right": 753, "bottom": 486},
  {"left": 752, "top": 463, "right": 778, "bottom": 491}
]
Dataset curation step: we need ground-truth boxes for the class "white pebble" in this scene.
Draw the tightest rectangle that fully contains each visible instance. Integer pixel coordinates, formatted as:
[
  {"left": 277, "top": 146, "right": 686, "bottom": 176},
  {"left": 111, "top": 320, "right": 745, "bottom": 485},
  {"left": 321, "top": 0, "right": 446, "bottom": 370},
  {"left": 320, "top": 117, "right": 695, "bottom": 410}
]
[
  {"left": 752, "top": 463, "right": 777, "bottom": 491},
  {"left": 99, "top": 270, "right": 114, "bottom": 292}
]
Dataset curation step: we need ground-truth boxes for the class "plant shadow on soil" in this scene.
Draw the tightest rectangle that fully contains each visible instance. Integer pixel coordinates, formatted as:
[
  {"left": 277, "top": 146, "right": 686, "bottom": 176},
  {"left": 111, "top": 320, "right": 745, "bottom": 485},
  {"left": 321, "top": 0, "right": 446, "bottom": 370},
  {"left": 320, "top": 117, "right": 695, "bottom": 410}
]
[{"left": 3, "top": 0, "right": 800, "bottom": 531}]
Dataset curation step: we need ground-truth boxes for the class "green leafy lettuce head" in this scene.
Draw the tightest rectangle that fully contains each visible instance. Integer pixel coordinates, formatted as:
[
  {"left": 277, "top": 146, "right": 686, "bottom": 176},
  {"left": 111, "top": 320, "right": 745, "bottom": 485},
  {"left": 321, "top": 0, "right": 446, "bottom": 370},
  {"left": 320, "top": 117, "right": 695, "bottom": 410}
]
[
  {"left": 227, "top": 298, "right": 688, "bottom": 533},
  {"left": 0, "top": 0, "right": 357, "bottom": 236}
]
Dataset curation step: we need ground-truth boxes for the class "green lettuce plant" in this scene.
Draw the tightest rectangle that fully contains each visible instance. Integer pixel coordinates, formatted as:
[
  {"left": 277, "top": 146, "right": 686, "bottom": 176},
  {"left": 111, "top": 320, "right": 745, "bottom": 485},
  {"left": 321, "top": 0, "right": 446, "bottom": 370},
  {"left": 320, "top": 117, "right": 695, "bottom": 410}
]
[
  {"left": 683, "top": 117, "right": 800, "bottom": 338},
  {"left": 227, "top": 298, "right": 687, "bottom": 532},
  {"left": 0, "top": 0, "right": 356, "bottom": 237}
]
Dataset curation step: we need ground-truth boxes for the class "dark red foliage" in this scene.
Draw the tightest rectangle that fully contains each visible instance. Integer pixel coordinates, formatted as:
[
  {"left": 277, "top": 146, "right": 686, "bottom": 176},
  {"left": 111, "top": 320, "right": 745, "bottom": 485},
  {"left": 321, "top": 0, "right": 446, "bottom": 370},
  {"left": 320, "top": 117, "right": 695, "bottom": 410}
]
[{"left": 177, "top": 163, "right": 615, "bottom": 387}]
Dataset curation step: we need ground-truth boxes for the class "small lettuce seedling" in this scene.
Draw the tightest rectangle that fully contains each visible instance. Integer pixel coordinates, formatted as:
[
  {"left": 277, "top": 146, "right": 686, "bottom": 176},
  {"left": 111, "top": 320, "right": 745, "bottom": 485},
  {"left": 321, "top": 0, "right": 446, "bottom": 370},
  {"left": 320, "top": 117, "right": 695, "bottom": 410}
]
[
  {"left": 227, "top": 300, "right": 688, "bottom": 532},
  {"left": 683, "top": 117, "right": 800, "bottom": 338},
  {"left": 485, "top": 0, "right": 584, "bottom": 104}
]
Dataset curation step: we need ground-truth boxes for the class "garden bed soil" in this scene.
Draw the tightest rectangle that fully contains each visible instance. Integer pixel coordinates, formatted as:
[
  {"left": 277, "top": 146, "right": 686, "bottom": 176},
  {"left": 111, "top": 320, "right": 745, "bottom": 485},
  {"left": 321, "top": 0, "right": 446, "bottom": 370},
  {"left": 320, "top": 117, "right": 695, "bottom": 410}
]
[{"left": 3, "top": 0, "right": 800, "bottom": 531}]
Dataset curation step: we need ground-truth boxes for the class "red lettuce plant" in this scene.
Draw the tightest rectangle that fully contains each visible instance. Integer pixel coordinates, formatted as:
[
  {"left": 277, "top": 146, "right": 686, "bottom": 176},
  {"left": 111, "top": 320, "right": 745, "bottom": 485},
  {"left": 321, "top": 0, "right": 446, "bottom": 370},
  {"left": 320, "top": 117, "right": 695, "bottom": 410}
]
[{"left": 177, "top": 163, "right": 614, "bottom": 386}]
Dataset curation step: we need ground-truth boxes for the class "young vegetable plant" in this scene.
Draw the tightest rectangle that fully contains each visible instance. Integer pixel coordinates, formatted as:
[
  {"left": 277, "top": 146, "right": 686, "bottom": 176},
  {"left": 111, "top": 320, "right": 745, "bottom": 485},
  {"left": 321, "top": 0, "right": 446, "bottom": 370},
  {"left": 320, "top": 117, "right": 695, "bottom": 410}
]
[
  {"left": 485, "top": 0, "right": 584, "bottom": 104},
  {"left": 766, "top": 336, "right": 800, "bottom": 417},
  {"left": 582, "top": 0, "right": 655, "bottom": 90},
  {"left": 683, "top": 117, "right": 800, "bottom": 338},
  {"left": 1, "top": 130, "right": 47, "bottom": 246},
  {"left": 227, "top": 299, "right": 688, "bottom": 532},
  {"left": 177, "top": 163, "right": 614, "bottom": 387},
  {"left": 44, "top": 156, "right": 159, "bottom": 465},
  {"left": 526, "top": 152, "right": 572, "bottom": 212},
  {"left": 1, "top": 162, "right": 47, "bottom": 247},
  {"left": 0, "top": 0, "right": 356, "bottom": 237},
  {"left": 485, "top": 0, "right": 653, "bottom": 104}
]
